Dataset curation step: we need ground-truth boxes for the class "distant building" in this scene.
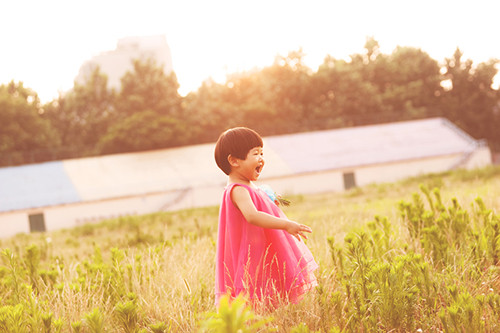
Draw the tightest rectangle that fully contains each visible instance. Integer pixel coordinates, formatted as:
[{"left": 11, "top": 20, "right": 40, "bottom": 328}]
[
  {"left": 75, "top": 35, "right": 173, "bottom": 90},
  {"left": 0, "top": 118, "right": 492, "bottom": 238}
]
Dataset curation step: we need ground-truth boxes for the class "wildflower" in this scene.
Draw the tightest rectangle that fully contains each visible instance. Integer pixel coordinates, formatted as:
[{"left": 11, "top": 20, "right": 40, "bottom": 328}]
[{"left": 259, "top": 184, "right": 291, "bottom": 206}]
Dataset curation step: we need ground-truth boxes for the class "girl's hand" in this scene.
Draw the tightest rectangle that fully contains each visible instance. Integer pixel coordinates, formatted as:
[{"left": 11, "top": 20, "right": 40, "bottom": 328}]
[{"left": 285, "top": 221, "right": 312, "bottom": 241}]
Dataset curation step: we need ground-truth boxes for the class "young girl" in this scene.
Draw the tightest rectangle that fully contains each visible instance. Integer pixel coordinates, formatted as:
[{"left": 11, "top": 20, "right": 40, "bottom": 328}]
[{"left": 214, "top": 127, "right": 318, "bottom": 307}]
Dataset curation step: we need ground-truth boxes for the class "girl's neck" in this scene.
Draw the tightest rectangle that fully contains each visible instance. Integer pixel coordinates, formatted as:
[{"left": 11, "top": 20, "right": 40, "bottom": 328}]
[{"left": 227, "top": 174, "right": 255, "bottom": 187}]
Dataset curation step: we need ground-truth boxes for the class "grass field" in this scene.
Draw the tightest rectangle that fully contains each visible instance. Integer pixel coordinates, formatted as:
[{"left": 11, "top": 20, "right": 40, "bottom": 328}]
[{"left": 1, "top": 166, "right": 500, "bottom": 332}]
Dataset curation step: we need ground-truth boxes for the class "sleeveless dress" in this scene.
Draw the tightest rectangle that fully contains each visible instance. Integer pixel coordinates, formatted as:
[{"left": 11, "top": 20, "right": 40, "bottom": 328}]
[{"left": 215, "top": 183, "right": 318, "bottom": 305}]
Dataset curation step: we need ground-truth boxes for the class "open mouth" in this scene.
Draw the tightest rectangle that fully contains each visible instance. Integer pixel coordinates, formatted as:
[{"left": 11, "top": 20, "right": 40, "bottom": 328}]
[{"left": 255, "top": 164, "right": 263, "bottom": 174}]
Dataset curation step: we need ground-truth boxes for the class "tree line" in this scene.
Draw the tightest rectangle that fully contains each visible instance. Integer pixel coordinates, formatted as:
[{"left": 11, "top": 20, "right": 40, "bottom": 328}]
[{"left": 1, "top": 38, "right": 499, "bottom": 167}]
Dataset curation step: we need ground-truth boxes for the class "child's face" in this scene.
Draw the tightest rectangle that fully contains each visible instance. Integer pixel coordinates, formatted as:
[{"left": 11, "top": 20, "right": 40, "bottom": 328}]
[{"left": 232, "top": 146, "right": 264, "bottom": 182}]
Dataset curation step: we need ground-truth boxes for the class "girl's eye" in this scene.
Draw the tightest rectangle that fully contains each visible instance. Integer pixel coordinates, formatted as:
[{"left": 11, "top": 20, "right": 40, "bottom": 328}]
[{"left": 252, "top": 148, "right": 263, "bottom": 156}]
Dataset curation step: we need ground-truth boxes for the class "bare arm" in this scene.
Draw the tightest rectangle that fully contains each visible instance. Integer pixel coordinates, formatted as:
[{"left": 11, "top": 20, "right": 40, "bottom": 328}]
[{"left": 231, "top": 186, "right": 312, "bottom": 241}]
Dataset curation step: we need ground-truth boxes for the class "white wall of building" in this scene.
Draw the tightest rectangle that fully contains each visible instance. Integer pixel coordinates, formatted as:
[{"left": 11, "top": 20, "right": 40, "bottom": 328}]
[
  {"left": 0, "top": 186, "right": 226, "bottom": 239},
  {"left": 265, "top": 151, "right": 491, "bottom": 196},
  {"left": 463, "top": 146, "right": 492, "bottom": 169},
  {"left": 0, "top": 148, "right": 492, "bottom": 240},
  {"left": 0, "top": 211, "right": 29, "bottom": 237}
]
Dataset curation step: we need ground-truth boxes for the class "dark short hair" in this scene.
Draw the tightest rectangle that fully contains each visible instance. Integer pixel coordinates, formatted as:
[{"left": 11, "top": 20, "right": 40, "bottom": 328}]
[{"left": 214, "top": 127, "right": 263, "bottom": 175}]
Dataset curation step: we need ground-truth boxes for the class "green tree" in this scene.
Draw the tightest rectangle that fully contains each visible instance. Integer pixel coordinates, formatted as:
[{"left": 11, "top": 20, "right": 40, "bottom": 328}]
[
  {"left": 219, "top": 70, "right": 275, "bottom": 135},
  {"left": 440, "top": 48, "right": 500, "bottom": 149},
  {"left": 99, "top": 59, "right": 187, "bottom": 154},
  {"left": 372, "top": 46, "right": 442, "bottom": 117},
  {"left": 43, "top": 67, "right": 116, "bottom": 156},
  {"left": 313, "top": 53, "right": 382, "bottom": 127},
  {"left": 116, "top": 59, "right": 182, "bottom": 119},
  {"left": 0, "top": 81, "right": 59, "bottom": 166},
  {"left": 97, "top": 110, "right": 186, "bottom": 154},
  {"left": 184, "top": 49, "right": 316, "bottom": 141},
  {"left": 183, "top": 79, "right": 243, "bottom": 144},
  {"left": 257, "top": 49, "right": 315, "bottom": 133},
  {"left": 313, "top": 38, "right": 445, "bottom": 128}
]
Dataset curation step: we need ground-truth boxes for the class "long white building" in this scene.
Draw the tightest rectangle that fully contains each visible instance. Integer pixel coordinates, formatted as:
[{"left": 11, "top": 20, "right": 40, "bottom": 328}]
[{"left": 0, "top": 118, "right": 492, "bottom": 238}]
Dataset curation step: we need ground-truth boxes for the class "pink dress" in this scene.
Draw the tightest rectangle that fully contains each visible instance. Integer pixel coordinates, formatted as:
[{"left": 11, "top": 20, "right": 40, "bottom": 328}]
[{"left": 215, "top": 183, "right": 318, "bottom": 305}]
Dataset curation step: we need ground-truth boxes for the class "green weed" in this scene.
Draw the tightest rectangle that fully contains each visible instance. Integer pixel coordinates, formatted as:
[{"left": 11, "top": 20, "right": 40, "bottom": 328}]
[
  {"left": 83, "top": 308, "right": 105, "bottom": 333},
  {"left": 199, "top": 294, "right": 274, "bottom": 332},
  {"left": 0, "top": 167, "right": 499, "bottom": 331}
]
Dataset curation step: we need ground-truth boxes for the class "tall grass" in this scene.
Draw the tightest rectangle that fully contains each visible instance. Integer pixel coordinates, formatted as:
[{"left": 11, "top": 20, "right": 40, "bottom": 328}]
[{"left": 1, "top": 166, "right": 500, "bottom": 331}]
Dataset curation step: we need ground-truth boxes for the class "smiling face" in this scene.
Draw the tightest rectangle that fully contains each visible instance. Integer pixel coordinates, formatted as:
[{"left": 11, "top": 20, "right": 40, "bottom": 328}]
[
  {"left": 214, "top": 127, "right": 264, "bottom": 176},
  {"left": 228, "top": 146, "right": 264, "bottom": 184}
]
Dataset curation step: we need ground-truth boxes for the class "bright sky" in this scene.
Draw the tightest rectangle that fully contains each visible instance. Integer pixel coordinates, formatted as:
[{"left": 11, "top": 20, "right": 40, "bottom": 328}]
[{"left": 1, "top": 0, "right": 499, "bottom": 103}]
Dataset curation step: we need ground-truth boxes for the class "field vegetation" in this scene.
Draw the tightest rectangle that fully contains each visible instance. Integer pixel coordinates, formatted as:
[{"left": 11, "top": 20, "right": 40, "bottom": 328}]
[{"left": 1, "top": 166, "right": 500, "bottom": 332}]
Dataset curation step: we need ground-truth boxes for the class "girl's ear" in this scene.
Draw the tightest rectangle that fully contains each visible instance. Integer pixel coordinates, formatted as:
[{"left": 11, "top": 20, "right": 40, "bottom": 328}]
[{"left": 228, "top": 154, "right": 239, "bottom": 168}]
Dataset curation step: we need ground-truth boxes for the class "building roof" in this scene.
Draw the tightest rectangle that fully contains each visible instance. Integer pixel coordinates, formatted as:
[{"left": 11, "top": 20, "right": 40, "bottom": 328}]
[
  {"left": 0, "top": 162, "right": 81, "bottom": 212},
  {"left": 0, "top": 118, "right": 485, "bottom": 213},
  {"left": 265, "top": 117, "right": 481, "bottom": 174}
]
